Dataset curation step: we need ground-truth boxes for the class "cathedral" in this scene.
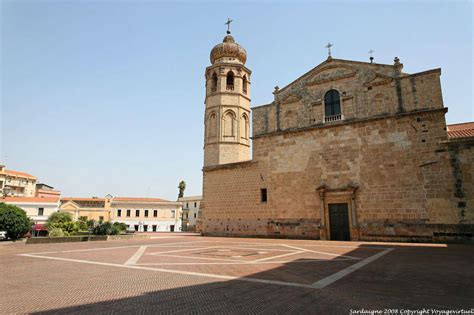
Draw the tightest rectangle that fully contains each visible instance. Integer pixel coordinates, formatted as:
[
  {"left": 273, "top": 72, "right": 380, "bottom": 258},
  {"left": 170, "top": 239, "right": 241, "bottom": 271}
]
[{"left": 200, "top": 29, "right": 474, "bottom": 242}]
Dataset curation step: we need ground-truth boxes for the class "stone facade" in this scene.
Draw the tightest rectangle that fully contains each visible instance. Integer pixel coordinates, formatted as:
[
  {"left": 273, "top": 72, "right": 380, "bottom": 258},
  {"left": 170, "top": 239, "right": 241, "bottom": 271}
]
[
  {"left": 201, "top": 41, "right": 474, "bottom": 242},
  {"left": 203, "top": 33, "right": 251, "bottom": 167}
]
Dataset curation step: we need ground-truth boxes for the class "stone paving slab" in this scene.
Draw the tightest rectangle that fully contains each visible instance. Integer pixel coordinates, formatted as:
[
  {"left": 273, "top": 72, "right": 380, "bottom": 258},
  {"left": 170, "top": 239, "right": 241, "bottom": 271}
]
[{"left": 1, "top": 235, "right": 473, "bottom": 314}]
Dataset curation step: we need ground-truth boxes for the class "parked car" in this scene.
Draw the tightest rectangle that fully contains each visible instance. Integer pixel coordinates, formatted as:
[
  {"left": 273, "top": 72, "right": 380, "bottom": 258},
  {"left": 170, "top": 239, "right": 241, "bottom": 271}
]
[{"left": 0, "top": 231, "right": 7, "bottom": 240}]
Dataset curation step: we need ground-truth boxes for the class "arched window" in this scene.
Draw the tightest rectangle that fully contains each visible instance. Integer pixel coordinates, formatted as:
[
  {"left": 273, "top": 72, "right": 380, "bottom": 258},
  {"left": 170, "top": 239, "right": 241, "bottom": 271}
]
[
  {"left": 226, "top": 71, "right": 234, "bottom": 90},
  {"left": 241, "top": 114, "right": 249, "bottom": 139},
  {"left": 211, "top": 73, "right": 218, "bottom": 92},
  {"left": 242, "top": 75, "right": 248, "bottom": 94},
  {"left": 324, "top": 90, "right": 341, "bottom": 122},
  {"left": 223, "top": 111, "right": 236, "bottom": 137},
  {"left": 208, "top": 112, "right": 217, "bottom": 139}
]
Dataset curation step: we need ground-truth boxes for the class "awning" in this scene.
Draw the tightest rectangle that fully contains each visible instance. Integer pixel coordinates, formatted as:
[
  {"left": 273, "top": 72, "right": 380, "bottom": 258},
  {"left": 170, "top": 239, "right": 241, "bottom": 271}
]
[{"left": 33, "top": 224, "right": 48, "bottom": 231}]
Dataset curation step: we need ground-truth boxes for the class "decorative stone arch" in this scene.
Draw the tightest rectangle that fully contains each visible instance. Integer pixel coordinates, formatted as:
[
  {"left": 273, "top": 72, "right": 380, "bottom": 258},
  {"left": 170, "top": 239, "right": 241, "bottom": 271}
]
[
  {"left": 324, "top": 89, "right": 343, "bottom": 122},
  {"left": 240, "top": 113, "right": 250, "bottom": 139},
  {"left": 283, "top": 109, "right": 297, "bottom": 129},
  {"left": 207, "top": 111, "right": 218, "bottom": 140},
  {"left": 278, "top": 93, "right": 302, "bottom": 130},
  {"left": 373, "top": 92, "right": 387, "bottom": 114},
  {"left": 222, "top": 110, "right": 237, "bottom": 137},
  {"left": 226, "top": 71, "right": 235, "bottom": 90},
  {"left": 211, "top": 72, "right": 218, "bottom": 92},
  {"left": 242, "top": 74, "right": 248, "bottom": 94}
]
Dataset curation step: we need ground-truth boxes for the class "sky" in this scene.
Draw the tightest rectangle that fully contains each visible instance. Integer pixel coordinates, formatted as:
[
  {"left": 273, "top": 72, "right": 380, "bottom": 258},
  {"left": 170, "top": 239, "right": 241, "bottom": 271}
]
[{"left": 1, "top": 0, "right": 472, "bottom": 200}]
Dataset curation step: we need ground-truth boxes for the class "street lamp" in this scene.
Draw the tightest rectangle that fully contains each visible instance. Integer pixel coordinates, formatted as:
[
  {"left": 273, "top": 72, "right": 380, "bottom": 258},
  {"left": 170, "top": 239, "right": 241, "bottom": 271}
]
[{"left": 88, "top": 220, "right": 97, "bottom": 242}]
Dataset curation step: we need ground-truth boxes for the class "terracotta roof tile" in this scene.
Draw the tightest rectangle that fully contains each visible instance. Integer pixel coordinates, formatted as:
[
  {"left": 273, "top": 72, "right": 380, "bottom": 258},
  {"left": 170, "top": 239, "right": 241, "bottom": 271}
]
[
  {"left": 1, "top": 196, "right": 60, "bottom": 203},
  {"left": 61, "top": 197, "right": 105, "bottom": 201},
  {"left": 3, "top": 170, "right": 36, "bottom": 179},
  {"left": 36, "top": 189, "right": 61, "bottom": 195},
  {"left": 113, "top": 197, "right": 169, "bottom": 202},
  {"left": 447, "top": 122, "right": 474, "bottom": 139}
]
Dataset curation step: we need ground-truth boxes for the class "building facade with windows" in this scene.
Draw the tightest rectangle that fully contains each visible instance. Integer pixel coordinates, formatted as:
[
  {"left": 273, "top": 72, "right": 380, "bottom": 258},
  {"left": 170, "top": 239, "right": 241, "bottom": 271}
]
[
  {"left": 1, "top": 196, "right": 61, "bottom": 235},
  {"left": 111, "top": 197, "right": 182, "bottom": 232},
  {"left": 0, "top": 165, "right": 37, "bottom": 197},
  {"left": 59, "top": 196, "right": 182, "bottom": 232},
  {"left": 178, "top": 196, "right": 202, "bottom": 231},
  {"left": 60, "top": 197, "right": 110, "bottom": 222},
  {"left": 201, "top": 31, "right": 474, "bottom": 242}
]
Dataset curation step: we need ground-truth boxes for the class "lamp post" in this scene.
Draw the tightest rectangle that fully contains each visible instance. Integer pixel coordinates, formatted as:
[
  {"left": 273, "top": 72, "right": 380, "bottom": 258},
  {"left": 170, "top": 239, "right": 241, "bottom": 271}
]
[
  {"left": 88, "top": 220, "right": 97, "bottom": 242},
  {"left": 181, "top": 208, "right": 185, "bottom": 232}
]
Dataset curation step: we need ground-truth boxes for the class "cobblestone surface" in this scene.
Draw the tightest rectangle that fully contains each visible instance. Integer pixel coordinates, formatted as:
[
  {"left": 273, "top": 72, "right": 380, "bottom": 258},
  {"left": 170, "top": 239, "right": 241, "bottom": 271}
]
[{"left": 0, "top": 235, "right": 473, "bottom": 314}]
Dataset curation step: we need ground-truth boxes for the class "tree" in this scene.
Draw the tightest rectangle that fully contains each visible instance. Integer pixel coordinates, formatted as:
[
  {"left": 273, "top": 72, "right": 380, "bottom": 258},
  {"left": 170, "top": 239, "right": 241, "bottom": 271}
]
[
  {"left": 178, "top": 180, "right": 186, "bottom": 199},
  {"left": 0, "top": 203, "right": 32, "bottom": 240},
  {"left": 47, "top": 212, "right": 72, "bottom": 226},
  {"left": 48, "top": 227, "right": 65, "bottom": 237},
  {"left": 76, "top": 216, "right": 89, "bottom": 231},
  {"left": 46, "top": 212, "right": 78, "bottom": 236},
  {"left": 93, "top": 222, "right": 125, "bottom": 235}
]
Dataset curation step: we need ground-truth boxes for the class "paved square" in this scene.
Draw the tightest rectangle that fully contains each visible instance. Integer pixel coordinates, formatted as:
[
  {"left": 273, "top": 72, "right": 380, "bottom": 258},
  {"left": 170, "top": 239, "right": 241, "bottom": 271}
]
[
  {"left": 1, "top": 235, "right": 473, "bottom": 313},
  {"left": 19, "top": 239, "right": 392, "bottom": 289}
]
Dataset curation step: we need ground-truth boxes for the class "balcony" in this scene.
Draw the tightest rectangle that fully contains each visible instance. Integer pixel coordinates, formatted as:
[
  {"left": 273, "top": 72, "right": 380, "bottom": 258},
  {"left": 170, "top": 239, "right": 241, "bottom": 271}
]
[
  {"left": 324, "top": 114, "right": 342, "bottom": 123},
  {"left": 226, "top": 85, "right": 234, "bottom": 91}
]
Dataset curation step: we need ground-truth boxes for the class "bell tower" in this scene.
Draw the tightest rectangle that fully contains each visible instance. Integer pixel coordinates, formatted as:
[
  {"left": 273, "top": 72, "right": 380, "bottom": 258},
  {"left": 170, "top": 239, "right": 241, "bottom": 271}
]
[{"left": 203, "top": 24, "right": 252, "bottom": 167}]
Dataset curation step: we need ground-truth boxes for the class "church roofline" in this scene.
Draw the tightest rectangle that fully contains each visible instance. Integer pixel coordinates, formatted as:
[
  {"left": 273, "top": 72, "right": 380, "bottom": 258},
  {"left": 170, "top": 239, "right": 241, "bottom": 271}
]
[
  {"left": 404, "top": 68, "right": 441, "bottom": 78},
  {"left": 274, "top": 57, "right": 402, "bottom": 95},
  {"left": 251, "top": 102, "right": 274, "bottom": 110},
  {"left": 273, "top": 57, "right": 441, "bottom": 96}
]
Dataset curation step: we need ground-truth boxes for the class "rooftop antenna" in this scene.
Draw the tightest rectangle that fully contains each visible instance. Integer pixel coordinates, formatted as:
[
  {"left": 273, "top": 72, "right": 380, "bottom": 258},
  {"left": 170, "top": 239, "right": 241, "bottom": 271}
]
[{"left": 369, "top": 49, "right": 375, "bottom": 63}]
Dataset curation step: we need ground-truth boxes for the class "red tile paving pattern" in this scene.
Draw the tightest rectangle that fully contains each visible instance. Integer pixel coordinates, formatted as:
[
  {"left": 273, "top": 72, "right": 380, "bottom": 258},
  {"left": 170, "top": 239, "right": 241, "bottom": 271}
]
[{"left": 0, "top": 235, "right": 473, "bottom": 313}]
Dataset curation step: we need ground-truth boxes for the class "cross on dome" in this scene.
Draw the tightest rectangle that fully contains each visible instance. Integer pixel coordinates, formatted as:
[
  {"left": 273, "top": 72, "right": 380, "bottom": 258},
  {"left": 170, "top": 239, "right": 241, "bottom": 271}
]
[{"left": 225, "top": 18, "right": 233, "bottom": 34}]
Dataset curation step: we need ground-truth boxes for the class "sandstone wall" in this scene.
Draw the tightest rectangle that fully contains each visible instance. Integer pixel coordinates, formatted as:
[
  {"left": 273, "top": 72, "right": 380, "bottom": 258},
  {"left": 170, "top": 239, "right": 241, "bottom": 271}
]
[
  {"left": 252, "top": 59, "right": 443, "bottom": 137},
  {"left": 203, "top": 109, "right": 473, "bottom": 241}
]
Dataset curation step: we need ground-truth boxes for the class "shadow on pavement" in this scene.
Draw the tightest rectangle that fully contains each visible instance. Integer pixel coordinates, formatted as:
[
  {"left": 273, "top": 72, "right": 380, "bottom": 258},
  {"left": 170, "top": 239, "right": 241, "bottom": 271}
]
[{"left": 33, "top": 243, "right": 474, "bottom": 314}]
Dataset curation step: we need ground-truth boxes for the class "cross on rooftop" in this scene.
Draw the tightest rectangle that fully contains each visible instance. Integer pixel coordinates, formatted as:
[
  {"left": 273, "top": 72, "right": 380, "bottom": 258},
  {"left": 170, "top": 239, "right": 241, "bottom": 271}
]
[
  {"left": 325, "top": 42, "right": 333, "bottom": 57},
  {"left": 369, "top": 49, "right": 375, "bottom": 63},
  {"left": 225, "top": 18, "right": 233, "bottom": 34}
]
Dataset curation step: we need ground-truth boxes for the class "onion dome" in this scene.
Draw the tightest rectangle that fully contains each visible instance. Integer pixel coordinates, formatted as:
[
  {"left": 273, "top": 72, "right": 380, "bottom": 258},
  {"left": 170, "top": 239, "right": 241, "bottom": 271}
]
[{"left": 210, "top": 33, "right": 247, "bottom": 65}]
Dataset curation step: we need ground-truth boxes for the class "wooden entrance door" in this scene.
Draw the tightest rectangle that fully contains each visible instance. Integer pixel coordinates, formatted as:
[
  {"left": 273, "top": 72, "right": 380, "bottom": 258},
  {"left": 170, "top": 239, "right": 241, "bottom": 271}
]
[{"left": 328, "top": 203, "right": 350, "bottom": 241}]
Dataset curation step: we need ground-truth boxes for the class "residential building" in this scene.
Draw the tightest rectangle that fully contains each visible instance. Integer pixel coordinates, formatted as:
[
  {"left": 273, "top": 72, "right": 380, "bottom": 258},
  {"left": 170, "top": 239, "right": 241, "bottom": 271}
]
[
  {"left": 201, "top": 30, "right": 474, "bottom": 242},
  {"left": 35, "top": 183, "right": 61, "bottom": 198},
  {"left": 1, "top": 196, "right": 61, "bottom": 236},
  {"left": 111, "top": 197, "right": 182, "bottom": 232},
  {"left": 59, "top": 195, "right": 182, "bottom": 232},
  {"left": 178, "top": 196, "right": 202, "bottom": 231},
  {"left": 0, "top": 165, "right": 37, "bottom": 197}
]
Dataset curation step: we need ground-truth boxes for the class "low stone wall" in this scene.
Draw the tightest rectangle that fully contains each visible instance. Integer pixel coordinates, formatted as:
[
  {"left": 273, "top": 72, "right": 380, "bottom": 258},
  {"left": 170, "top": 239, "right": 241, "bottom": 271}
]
[
  {"left": 26, "top": 234, "right": 150, "bottom": 244},
  {"left": 203, "top": 223, "right": 474, "bottom": 243},
  {"left": 201, "top": 231, "right": 319, "bottom": 240},
  {"left": 360, "top": 223, "right": 474, "bottom": 243},
  {"left": 26, "top": 235, "right": 108, "bottom": 244}
]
